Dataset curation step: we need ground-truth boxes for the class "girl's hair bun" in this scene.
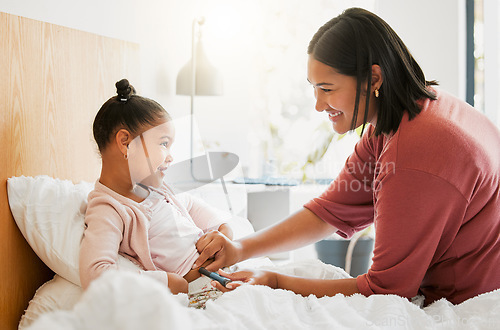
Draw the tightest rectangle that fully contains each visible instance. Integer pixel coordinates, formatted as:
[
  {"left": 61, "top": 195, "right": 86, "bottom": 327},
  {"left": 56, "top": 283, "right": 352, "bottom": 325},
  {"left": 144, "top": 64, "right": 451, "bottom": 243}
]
[{"left": 116, "top": 78, "right": 136, "bottom": 101}]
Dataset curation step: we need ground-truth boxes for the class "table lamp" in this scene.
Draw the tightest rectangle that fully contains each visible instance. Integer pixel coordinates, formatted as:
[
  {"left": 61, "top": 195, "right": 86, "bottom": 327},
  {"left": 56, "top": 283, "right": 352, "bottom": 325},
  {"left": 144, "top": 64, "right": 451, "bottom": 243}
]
[{"left": 175, "top": 17, "right": 238, "bottom": 213}]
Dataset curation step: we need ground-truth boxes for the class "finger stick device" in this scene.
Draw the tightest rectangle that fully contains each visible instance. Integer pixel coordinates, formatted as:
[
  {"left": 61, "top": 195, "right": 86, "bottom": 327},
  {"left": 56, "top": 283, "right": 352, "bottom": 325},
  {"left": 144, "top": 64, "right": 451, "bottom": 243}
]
[{"left": 199, "top": 267, "right": 232, "bottom": 287}]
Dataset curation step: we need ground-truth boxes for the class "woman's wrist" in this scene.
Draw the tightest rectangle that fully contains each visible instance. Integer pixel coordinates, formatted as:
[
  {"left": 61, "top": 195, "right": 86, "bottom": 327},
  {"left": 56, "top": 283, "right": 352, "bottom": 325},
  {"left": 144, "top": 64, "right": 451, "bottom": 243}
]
[
  {"left": 236, "top": 238, "right": 255, "bottom": 263},
  {"left": 232, "top": 240, "right": 245, "bottom": 264},
  {"left": 266, "top": 271, "right": 279, "bottom": 289}
]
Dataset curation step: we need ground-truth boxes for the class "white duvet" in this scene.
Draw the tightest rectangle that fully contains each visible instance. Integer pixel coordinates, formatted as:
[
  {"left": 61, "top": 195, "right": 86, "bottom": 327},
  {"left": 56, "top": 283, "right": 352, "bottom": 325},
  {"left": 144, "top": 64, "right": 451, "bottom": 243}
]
[{"left": 28, "top": 260, "right": 500, "bottom": 330}]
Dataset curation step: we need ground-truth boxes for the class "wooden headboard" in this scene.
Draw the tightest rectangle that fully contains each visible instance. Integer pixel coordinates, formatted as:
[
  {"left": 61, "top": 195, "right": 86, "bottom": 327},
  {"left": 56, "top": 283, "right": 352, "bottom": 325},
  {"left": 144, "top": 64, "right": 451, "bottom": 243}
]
[{"left": 0, "top": 12, "right": 140, "bottom": 329}]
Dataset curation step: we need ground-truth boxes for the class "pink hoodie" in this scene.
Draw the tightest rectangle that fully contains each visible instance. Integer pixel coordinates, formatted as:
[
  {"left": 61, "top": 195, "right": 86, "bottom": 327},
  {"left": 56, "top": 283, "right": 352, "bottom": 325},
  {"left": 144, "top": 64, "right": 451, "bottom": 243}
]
[{"left": 79, "top": 181, "right": 225, "bottom": 289}]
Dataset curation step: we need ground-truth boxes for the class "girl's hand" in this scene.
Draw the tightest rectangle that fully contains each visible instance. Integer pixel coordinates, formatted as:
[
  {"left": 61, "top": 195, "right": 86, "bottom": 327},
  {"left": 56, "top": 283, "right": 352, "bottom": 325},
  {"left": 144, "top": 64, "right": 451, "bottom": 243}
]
[
  {"left": 194, "top": 231, "right": 242, "bottom": 271},
  {"left": 210, "top": 269, "right": 278, "bottom": 292},
  {"left": 167, "top": 272, "right": 189, "bottom": 294}
]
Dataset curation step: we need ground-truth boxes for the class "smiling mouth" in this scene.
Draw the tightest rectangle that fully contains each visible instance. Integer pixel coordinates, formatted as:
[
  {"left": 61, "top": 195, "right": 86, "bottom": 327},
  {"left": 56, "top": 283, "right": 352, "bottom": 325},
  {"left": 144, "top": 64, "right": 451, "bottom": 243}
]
[{"left": 328, "top": 111, "right": 342, "bottom": 119}]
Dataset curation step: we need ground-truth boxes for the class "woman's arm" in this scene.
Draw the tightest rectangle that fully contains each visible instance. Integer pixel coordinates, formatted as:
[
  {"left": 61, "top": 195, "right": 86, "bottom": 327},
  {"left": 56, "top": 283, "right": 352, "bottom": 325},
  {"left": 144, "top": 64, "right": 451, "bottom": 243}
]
[
  {"left": 213, "top": 269, "right": 360, "bottom": 297},
  {"left": 240, "top": 208, "right": 336, "bottom": 260},
  {"left": 194, "top": 208, "right": 337, "bottom": 271},
  {"left": 195, "top": 129, "right": 380, "bottom": 271},
  {"left": 275, "top": 274, "right": 359, "bottom": 297}
]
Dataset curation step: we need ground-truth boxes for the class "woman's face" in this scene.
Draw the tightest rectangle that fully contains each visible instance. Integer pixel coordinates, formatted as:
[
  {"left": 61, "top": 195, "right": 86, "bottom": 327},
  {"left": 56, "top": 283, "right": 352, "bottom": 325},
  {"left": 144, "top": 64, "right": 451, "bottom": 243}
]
[
  {"left": 307, "top": 55, "right": 377, "bottom": 134},
  {"left": 127, "top": 119, "right": 175, "bottom": 188}
]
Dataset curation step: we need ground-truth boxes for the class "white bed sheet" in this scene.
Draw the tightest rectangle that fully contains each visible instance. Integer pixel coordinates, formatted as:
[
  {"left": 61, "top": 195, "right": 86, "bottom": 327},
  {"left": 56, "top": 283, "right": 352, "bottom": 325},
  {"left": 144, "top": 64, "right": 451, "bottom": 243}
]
[{"left": 27, "top": 259, "right": 500, "bottom": 329}]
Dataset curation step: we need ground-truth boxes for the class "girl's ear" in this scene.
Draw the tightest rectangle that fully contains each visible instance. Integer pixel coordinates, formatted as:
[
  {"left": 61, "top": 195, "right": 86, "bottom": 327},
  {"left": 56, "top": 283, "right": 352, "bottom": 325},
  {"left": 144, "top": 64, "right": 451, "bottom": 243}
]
[
  {"left": 371, "top": 64, "right": 383, "bottom": 91},
  {"left": 115, "top": 129, "right": 133, "bottom": 157}
]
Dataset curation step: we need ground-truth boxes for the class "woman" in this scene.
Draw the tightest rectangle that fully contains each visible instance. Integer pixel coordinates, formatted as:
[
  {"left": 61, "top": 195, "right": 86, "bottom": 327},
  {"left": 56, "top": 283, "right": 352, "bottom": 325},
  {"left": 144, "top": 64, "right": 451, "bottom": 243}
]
[{"left": 193, "top": 7, "right": 500, "bottom": 306}]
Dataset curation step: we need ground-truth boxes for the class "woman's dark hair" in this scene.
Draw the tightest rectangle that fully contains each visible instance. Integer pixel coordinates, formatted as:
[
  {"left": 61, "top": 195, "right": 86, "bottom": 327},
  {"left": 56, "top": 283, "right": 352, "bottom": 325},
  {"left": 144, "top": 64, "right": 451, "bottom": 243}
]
[
  {"left": 308, "top": 7, "right": 437, "bottom": 136},
  {"left": 93, "top": 79, "right": 171, "bottom": 153}
]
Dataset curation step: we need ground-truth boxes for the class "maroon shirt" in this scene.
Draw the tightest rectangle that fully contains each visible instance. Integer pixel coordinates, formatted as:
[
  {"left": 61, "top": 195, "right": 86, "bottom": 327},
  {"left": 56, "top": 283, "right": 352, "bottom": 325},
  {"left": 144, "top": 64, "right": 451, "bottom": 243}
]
[{"left": 305, "top": 89, "right": 500, "bottom": 305}]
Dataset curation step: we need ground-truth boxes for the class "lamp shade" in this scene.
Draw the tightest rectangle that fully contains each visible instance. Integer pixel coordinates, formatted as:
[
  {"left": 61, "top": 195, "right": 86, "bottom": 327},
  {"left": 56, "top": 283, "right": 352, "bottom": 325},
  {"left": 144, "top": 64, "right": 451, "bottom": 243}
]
[
  {"left": 176, "top": 40, "right": 223, "bottom": 96},
  {"left": 163, "top": 151, "right": 239, "bottom": 193}
]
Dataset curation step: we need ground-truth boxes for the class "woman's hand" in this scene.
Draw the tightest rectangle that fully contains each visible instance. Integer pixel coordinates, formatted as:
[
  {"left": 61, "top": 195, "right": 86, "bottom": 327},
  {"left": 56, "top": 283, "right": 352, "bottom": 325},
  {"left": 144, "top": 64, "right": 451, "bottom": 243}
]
[
  {"left": 210, "top": 269, "right": 278, "bottom": 292},
  {"left": 193, "top": 230, "right": 242, "bottom": 271}
]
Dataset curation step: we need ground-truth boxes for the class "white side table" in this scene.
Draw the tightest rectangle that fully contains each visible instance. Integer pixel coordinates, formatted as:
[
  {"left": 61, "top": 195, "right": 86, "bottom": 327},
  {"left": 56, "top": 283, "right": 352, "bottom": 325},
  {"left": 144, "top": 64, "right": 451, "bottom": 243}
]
[{"left": 246, "top": 184, "right": 329, "bottom": 262}]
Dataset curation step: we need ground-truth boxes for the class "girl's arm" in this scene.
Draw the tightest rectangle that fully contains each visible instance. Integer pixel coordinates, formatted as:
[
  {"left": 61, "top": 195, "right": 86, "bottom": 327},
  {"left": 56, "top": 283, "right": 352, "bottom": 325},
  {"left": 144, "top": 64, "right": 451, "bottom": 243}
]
[
  {"left": 81, "top": 199, "right": 174, "bottom": 290},
  {"left": 80, "top": 203, "right": 125, "bottom": 289},
  {"left": 217, "top": 223, "right": 233, "bottom": 240},
  {"left": 180, "top": 193, "right": 231, "bottom": 230},
  {"left": 167, "top": 272, "right": 189, "bottom": 294}
]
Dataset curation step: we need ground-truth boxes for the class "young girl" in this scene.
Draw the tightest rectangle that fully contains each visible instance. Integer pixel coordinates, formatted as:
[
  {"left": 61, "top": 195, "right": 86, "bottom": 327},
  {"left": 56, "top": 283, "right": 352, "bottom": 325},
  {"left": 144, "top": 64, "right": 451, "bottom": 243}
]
[{"left": 79, "top": 79, "right": 232, "bottom": 307}]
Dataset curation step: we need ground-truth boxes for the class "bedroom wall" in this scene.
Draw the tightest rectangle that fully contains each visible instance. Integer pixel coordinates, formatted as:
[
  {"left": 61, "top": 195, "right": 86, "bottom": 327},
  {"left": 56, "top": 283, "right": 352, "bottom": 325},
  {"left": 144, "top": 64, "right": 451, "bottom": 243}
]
[
  {"left": 375, "top": 0, "right": 466, "bottom": 100},
  {"left": 376, "top": 0, "right": 500, "bottom": 128},
  {"left": 1, "top": 0, "right": 467, "bottom": 174},
  {"left": 0, "top": 0, "right": 251, "bottom": 166}
]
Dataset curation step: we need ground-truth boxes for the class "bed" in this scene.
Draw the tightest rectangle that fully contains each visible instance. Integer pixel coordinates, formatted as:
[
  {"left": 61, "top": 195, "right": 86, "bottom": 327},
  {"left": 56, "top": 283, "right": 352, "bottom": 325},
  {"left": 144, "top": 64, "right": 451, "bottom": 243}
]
[{"left": 2, "top": 11, "right": 500, "bottom": 330}]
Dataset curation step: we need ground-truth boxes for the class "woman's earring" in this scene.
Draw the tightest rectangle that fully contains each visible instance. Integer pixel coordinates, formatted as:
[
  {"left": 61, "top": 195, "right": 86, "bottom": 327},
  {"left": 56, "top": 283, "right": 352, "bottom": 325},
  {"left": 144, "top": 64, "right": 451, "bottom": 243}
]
[
  {"left": 124, "top": 144, "right": 129, "bottom": 159},
  {"left": 374, "top": 89, "right": 380, "bottom": 98}
]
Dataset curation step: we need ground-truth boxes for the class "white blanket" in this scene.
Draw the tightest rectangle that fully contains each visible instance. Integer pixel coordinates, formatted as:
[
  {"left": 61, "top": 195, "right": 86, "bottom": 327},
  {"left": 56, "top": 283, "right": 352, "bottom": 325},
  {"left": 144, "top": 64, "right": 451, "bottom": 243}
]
[{"left": 28, "top": 260, "right": 500, "bottom": 329}]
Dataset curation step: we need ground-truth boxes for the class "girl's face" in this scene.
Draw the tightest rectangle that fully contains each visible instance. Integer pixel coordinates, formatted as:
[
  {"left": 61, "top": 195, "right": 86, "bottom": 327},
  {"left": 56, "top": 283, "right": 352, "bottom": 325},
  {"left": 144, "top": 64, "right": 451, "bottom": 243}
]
[
  {"left": 127, "top": 119, "right": 175, "bottom": 188},
  {"left": 307, "top": 56, "right": 377, "bottom": 134}
]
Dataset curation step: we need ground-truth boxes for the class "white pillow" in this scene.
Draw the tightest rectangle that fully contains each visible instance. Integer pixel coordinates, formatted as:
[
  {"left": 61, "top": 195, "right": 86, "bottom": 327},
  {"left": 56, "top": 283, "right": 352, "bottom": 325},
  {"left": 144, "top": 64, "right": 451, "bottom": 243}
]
[
  {"left": 18, "top": 275, "right": 83, "bottom": 329},
  {"left": 7, "top": 175, "right": 255, "bottom": 287},
  {"left": 7, "top": 175, "right": 94, "bottom": 286}
]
